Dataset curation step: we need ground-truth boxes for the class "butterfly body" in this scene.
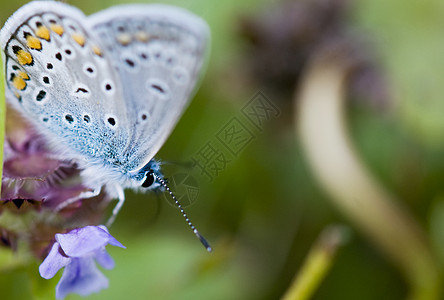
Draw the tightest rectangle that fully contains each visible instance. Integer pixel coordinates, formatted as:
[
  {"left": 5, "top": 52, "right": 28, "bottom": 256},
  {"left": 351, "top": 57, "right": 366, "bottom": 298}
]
[{"left": 1, "top": 1, "right": 209, "bottom": 195}]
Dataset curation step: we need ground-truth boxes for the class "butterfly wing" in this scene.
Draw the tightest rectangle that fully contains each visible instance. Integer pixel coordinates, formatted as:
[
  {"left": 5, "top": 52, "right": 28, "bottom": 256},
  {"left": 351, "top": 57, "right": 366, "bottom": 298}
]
[
  {"left": 87, "top": 4, "right": 210, "bottom": 172},
  {"left": 1, "top": 1, "right": 130, "bottom": 169}
]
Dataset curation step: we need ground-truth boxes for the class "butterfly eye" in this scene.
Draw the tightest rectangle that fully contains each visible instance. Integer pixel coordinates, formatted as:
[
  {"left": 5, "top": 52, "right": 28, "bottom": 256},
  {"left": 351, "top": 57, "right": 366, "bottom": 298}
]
[{"left": 142, "top": 172, "right": 155, "bottom": 188}]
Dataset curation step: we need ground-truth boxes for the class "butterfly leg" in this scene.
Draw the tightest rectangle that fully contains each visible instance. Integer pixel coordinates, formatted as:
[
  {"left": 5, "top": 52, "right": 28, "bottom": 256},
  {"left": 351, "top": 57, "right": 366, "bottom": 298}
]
[
  {"left": 105, "top": 184, "right": 125, "bottom": 227},
  {"left": 54, "top": 188, "right": 101, "bottom": 212}
]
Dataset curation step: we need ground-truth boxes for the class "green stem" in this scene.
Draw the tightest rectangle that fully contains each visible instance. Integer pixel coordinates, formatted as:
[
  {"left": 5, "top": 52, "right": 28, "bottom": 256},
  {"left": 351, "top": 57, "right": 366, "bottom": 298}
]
[{"left": 282, "top": 226, "right": 348, "bottom": 300}]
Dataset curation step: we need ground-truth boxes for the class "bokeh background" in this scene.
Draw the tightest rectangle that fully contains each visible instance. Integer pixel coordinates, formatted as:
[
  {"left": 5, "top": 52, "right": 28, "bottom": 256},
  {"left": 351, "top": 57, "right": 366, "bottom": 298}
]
[{"left": 1, "top": 0, "right": 444, "bottom": 299}]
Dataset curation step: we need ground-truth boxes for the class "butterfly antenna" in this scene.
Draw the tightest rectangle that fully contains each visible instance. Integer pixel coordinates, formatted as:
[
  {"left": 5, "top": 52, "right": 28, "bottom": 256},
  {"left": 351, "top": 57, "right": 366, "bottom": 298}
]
[{"left": 154, "top": 174, "right": 212, "bottom": 252}]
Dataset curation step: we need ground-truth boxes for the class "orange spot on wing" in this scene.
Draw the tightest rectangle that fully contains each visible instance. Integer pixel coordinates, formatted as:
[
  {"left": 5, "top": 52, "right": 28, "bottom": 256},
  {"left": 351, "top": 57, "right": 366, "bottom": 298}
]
[
  {"left": 26, "top": 35, "right": 42, "bottom": 50},
  {"left": 50, "top": 24, "right": 64, "bottom": 36},
  {"left": 117, "top": 34, "right": 132, "bottom": 46},
  {"left": 12, "top": 74, "right": 26, "bottom": 90},
  {"left": 18, "top": 71, "right": 29, "bottom": 80},
  {"left": 92, "top": 45, "right": 102, "bottom": 57},
  {"left": 16, "top": 50, "right": 33, "bottom": 65},
  {"left": 72, "top": 33, "right": 85, "bottom": 47},
  {"left": 135, "top": 31, "right": 150, "bottom": 42},
  {"left": 35, "top": 26, "right": 50, "bottom": 41}
]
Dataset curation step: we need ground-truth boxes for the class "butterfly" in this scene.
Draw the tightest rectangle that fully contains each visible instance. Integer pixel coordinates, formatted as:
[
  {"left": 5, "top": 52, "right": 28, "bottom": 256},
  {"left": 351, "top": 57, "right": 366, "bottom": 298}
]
[{"left": 1, "top": 1, "right": 211, "bottom": 250}]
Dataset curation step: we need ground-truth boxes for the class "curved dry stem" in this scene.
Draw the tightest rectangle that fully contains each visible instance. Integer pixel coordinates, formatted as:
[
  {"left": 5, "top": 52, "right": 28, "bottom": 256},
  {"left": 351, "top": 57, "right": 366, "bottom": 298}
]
[{"left": 296, "top": 58, "right": 441, "bottom": 299}]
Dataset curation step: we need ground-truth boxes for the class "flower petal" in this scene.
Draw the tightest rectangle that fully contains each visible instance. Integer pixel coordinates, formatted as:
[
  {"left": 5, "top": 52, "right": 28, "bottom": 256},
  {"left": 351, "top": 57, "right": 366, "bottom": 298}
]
[
  {"left": 94, "top": 249, "right": 115, "bottom": 270},
  {"left": 39, "top": 242, "right": 71, "bottom": 279},
  {"left": 97, "top": 225, "right": 125, "bottom": 248},
  {"left": 55, "top": 257, "right": 109, "bottom": 299},
  {"left": 56, "top": 226, "right": 112, "bottom": 257},
  {"left": 107, "top": 235, "right": 126, "bottom": 249}
]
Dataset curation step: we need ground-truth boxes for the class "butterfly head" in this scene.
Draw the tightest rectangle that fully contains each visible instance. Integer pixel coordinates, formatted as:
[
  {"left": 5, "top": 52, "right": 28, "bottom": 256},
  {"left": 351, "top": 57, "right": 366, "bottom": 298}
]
[
  {"left": 141, "top": 171, "right": 156, "bottom": 188},
  {"left": 134, "top": 159, "right": 163, "bottom": 189},
  {"left": 134, "top": 159, "right": 212, "bottom": 252}
]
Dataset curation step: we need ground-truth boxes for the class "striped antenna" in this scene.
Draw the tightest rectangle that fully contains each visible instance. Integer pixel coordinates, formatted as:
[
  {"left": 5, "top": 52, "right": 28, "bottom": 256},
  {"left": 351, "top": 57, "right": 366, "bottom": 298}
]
[{"left": 154, "top": 174, "right": 212, "bottom": 252}]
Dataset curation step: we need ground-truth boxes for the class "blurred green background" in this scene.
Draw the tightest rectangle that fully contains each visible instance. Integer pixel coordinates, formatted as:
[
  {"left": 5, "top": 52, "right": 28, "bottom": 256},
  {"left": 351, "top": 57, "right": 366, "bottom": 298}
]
[{"left": 2, "top": 0, "right": 444, "bottom": 299}]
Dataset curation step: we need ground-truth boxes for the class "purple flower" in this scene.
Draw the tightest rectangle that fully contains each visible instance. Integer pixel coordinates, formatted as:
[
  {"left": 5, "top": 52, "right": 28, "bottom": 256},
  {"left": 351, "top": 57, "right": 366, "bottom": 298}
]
[
  {"left": 39, "top": 225, "right": 125, "bottom": 299},
  {"left": 1, "top": 108, "right": 104, "bottom": 210},
  {"left": 0, "top": 107, "right": 113, "bottom": 257}
]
